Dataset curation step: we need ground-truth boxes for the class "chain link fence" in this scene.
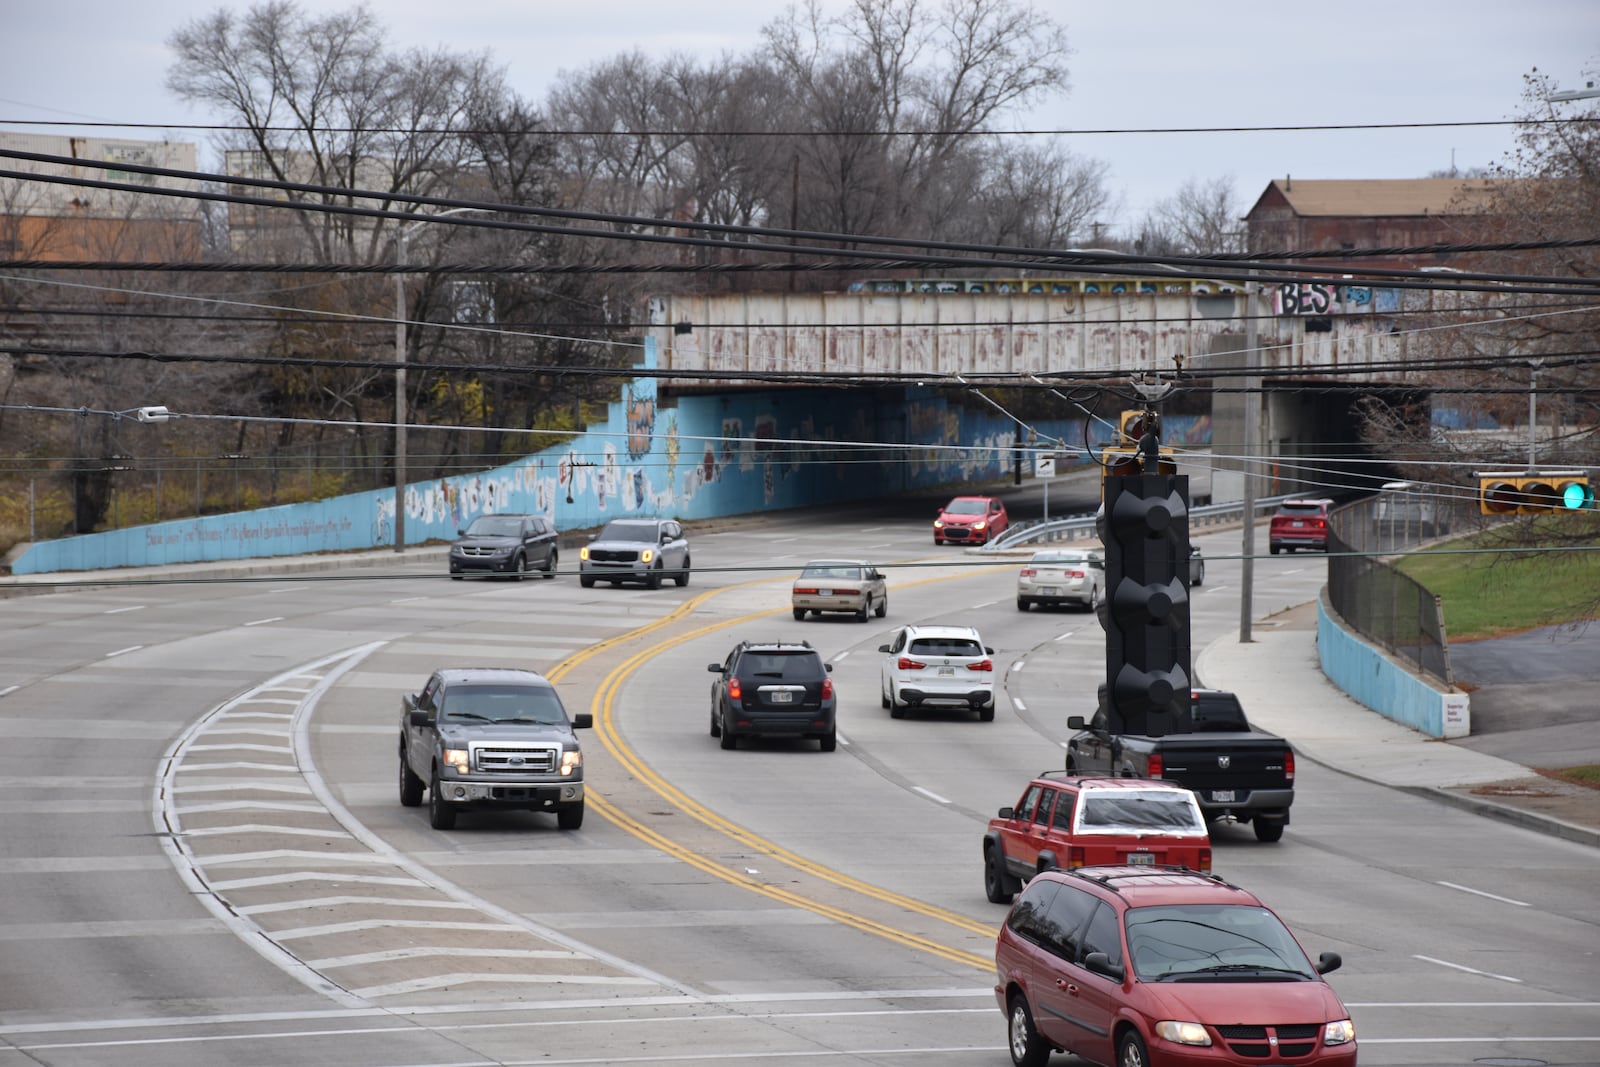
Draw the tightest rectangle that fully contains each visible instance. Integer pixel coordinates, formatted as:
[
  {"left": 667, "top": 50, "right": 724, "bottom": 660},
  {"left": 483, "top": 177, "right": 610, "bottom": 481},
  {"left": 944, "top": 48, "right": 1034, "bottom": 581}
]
[{"left": 1326, "top": 492, "right": 1468, "bottom": 685}]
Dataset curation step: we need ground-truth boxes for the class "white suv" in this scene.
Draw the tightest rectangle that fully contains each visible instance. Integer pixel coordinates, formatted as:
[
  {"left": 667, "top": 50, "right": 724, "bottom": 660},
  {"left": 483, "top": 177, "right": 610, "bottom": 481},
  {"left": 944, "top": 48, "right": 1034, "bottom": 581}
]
[{"left": 878, "top": 624, "right": 998, "bottom": 721}]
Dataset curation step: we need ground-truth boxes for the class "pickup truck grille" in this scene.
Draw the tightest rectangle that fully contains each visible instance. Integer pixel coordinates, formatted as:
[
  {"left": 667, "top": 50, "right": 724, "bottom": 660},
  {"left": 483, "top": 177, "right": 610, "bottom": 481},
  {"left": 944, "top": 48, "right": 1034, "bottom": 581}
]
[{"left": 469, "top": 741, "right": 561, "bottom": 774}]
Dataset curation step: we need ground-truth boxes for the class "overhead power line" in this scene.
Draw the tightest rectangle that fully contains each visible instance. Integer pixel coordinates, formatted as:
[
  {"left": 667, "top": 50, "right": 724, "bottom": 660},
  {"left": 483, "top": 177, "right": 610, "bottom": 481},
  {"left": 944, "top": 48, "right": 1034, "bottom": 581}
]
[{"left": 4, "top": 148, "right": 1600, "bottom": 296}]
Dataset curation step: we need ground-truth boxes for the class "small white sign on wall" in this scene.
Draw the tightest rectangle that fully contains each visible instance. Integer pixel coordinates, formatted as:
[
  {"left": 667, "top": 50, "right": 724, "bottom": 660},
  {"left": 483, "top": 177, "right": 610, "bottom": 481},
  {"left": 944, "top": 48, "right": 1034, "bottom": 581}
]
[{"left": 1035, "top": 454, "right": 1057, "bottom": 478}]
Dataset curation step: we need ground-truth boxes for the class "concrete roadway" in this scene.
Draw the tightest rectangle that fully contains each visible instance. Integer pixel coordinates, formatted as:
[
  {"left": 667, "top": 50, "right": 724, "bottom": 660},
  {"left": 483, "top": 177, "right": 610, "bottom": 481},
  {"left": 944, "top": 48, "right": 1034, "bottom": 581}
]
[{"left": 0, "top": 510, "right": 1596, "bottom": 1066}]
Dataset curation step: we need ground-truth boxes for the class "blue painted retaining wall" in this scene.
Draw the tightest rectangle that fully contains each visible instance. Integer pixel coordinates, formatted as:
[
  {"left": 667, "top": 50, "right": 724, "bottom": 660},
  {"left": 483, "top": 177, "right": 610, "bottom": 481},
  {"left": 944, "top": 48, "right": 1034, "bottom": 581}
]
[
  {"left": 1317, "top": 595, "right": 1469, "bottom": 738},
  {"left": 14, "top": 336, "right": 1210, "bottom": 575}
]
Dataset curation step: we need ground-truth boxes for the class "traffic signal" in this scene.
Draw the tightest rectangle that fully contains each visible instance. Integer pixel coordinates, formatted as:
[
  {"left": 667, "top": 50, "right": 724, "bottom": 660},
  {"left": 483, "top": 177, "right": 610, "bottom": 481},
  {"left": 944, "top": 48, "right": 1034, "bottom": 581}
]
[
  {"left": 1477, "top": 470, "right": 1592, "bottom": 514},
  {"left": 1098, "top": 473, "right": 1192, "bottom": 736},
  {"left": 1118, "top": 409, "right": 1160, "bottom": 446}
]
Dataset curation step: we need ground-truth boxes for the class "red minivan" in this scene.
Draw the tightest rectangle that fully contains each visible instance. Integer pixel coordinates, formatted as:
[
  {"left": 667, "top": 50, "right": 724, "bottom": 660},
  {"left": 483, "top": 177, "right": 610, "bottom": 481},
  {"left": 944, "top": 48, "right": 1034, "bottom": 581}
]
[
  {"left": 983, "top": 775, "right": 1211, "bottom": 904},
  {"left": 996, "top": 866, "right": 1357, "bottom": 1067}
]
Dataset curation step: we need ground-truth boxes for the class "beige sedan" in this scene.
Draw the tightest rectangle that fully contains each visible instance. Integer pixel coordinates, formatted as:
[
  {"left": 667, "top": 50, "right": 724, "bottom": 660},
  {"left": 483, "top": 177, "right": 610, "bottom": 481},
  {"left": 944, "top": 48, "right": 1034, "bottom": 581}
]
[
  {"left": 1017, "top": 548, "right": 1104, "bottom": 611},
  {"left": 791, "top": 560, "right": 887, "bottom": 622}
]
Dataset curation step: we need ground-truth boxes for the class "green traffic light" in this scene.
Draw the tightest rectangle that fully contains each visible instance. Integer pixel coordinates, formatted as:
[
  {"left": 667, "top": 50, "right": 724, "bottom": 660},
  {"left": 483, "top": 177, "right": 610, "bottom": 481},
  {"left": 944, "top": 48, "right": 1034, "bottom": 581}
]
[{"left": 1562, "top": 481, "right": 1592, "bottom": 509}]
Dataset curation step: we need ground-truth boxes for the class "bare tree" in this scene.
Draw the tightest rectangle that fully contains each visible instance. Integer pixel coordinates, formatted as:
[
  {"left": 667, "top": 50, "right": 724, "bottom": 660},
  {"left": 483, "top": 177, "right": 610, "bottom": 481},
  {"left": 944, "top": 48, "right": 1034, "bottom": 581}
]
[{"left": 1135, "top": 176, "right": 1245, "bottom": 257}]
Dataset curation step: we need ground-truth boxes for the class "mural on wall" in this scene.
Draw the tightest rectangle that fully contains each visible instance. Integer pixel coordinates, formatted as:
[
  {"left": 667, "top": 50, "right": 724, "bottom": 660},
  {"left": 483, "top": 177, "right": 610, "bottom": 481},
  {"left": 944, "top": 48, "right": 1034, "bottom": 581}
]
[
  {"left": 13, "top": 334, "right": 1201, "bottom": 575},
  {"left": 1273, "top": 282, "right": 1399, "bottom": 315}
]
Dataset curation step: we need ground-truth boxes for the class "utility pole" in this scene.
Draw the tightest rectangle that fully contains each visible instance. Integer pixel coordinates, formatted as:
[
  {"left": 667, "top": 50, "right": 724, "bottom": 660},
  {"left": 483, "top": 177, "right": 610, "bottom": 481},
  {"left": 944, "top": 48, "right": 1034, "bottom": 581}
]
[
  {"left": 394, "top": 269, "right": 407, "bottom": 553},
  {"left": 1527, "top": 360, "right": 1543, "bottom": 471},
  {"left": 1239, "top": 274, "right": 1260, "bottom": 643}
]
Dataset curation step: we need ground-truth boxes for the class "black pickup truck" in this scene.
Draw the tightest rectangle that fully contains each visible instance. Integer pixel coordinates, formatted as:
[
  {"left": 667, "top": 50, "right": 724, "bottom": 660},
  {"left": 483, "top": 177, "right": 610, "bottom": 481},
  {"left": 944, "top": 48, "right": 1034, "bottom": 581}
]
[{"left": 1065, "top": 688, "right": 1294, "bottom": 842}]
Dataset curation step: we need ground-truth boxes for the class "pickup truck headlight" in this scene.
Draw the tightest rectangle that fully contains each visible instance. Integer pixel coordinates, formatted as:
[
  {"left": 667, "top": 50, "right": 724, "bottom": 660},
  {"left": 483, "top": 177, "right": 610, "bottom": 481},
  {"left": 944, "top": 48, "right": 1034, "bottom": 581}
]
[
  {"left": 1323, "top": 1019, "right": 1355, "bottom": 1046},
  {"left": 561, "top": 750, "right": 583, "bottom": 776},
  {"left": 443, "top": 748, "right": 470, "bottom": 774},
  {"left": 640, "top": 548, "right": 655, "bottom": 564}
]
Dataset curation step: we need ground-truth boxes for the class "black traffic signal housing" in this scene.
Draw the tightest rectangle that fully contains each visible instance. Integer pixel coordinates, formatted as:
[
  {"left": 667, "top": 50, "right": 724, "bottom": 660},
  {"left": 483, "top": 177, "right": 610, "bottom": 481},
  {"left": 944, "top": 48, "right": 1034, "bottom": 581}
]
[
  {"left": 1477, "top": 470, "right": 1593, "bottom": 514},
  {"left": 1098, "top": 473, "right": 1192, "bottom": 736},
  {"left": 1118, "top": 409, "right": 1160, "bottom": 446}
]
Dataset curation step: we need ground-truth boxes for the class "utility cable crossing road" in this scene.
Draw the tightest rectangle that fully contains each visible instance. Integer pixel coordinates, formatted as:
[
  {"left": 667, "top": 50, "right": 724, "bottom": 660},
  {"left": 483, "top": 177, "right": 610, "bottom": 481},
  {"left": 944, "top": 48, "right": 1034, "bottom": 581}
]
[{"left": 0, "top": 516, "right": 1596, "bottom": 1066}]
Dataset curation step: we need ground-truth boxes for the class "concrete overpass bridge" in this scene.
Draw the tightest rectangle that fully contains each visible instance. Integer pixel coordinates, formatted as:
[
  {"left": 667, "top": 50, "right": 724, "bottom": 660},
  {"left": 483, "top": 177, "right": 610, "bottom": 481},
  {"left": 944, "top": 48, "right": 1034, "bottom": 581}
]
[{"left": 648, "top": 278, "right": 1460, "bottom": 500}]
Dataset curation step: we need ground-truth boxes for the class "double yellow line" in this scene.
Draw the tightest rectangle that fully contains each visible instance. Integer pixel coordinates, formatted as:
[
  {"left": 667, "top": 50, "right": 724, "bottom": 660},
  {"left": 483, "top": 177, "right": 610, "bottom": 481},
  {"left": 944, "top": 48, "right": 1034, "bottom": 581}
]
[{"left": 547, "top": 578, "right": 999, "bottom": 972}]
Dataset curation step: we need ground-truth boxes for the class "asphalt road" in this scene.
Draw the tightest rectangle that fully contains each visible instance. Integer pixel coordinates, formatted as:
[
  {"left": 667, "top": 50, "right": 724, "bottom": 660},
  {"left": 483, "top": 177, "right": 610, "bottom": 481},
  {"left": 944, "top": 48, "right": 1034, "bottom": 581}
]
[{"left": 1, "top": 512, "right": 1597, "bottom": 1066}]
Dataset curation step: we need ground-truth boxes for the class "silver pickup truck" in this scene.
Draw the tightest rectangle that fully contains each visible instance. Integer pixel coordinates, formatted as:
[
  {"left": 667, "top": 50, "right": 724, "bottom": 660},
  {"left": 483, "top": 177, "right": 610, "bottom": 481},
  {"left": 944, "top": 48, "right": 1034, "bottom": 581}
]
[{"left": 399, "top": 667, "right": 591, "bottom": 830}]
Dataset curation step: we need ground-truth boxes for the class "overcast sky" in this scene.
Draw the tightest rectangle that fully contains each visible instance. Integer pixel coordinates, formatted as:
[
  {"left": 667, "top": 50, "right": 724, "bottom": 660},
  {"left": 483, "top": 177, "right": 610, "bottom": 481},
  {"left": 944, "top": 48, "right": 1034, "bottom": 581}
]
[{"left": 3, "top": 0, "right": 1596, "bottom": 235}]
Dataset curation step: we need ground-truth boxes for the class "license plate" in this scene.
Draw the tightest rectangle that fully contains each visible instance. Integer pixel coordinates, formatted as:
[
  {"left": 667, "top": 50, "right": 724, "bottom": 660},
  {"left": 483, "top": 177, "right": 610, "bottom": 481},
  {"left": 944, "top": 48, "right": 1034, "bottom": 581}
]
[
  {"left": 1292, "top": 520, "right": 1305, "bottom": 528},
  {"left": 1038, "top": 586, "right": 1059, "bottom": 596},
  {"left": 938, "top": 666, "right": 955, "bottom": 676},
  {"left": 770, "top": 691, "right": 794, "bottom": 703},
  {"left": 1212, "top": 789, "right": 1236, "bottom": 803},
  {"left": 1127, "top": 852, "right": 1155, "bottom": 866},
  {"left": 817, "top": 589, "right": 832, "bottom": 596}
]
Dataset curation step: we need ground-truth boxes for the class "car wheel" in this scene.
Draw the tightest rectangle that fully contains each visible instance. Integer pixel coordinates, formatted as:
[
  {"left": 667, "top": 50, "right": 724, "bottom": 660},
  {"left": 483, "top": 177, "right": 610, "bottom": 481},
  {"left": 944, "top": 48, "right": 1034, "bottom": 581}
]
[
  {"left": 984, "top": 845, "right": 1013, "bottom": 904},
  {"left": 978, "top": 702, "right": 996, "bottom": 723},
  {"left": 675, "top": 556, "right": 691, "bottom": 587},
  {"left": 793, "top": 608, "right": 807, "bottom": 621},
  {"left": 511, "top": 552, "right": 528, "bottom": 581},
  {"left": 889, "top": 688, "right": 906, "bottom": 720},
  {"left": 450, "top": 573, "right": 464, "bottom": 581},
  {"left": 1269, "top": 544, "right": 1281, "bottom": 556},
  {"left": 427, "top": 769, "right": 456, "bottom": 830},
  {"left": 1253, "top": 818, "right": 1285, "bottom": 843},
  {"left": 874, "top": 595, "right": 887, "bottom": 618},
  {"left": 855, "top": 601, "right": 869, "bottom": 622},
  {"left": 819, "top": 729, "right": 837, "bottom": 752},
  {"left": 1007, "top": 993, "right": 1051, "bottom": 1067},
  {"left": 1192, "top": 559, "right": 1204, "bottom": 586},
  {"left": 719, "top": 711, "right": 737, "bottom": 750},
  {"left": 1088, "top": 585, "right": 1101, "bottom": 612},
  {"left": 1118, "top": 1029, "right": 1150, "bottom": 1067},
  {"left": 557, "top": 801, "right": 584, "bottom": 830},
  {"left": 709, "top": 704, "right": 721, "bottom": 736},
  {"left": 543, "top": 549, "right": 558, "bottom": 579},
  {"left": 579, "top": 574, "right": 595, "bottom": 588},
  {"left": 881, "top": 685, "right": 890, "bottom": 710},
  {"left": 1016, "top": 597, "right": 1029, "bottom": 612},
  {"left": 398, "top": 744, "right": 424, "bottom": 807},
  {"left": 647, "top": 563, "right": 663, "bottom": 590}
]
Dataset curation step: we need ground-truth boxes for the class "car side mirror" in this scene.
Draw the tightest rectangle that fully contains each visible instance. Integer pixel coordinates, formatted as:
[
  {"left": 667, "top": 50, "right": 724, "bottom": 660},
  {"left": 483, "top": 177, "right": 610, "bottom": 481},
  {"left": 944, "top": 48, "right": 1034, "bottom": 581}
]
[
  {"left": 570, "top": 713, "right": 594, "bottom": 730},
  {"left": 457, "top": 529, "right": 467, "bottom": 537},
  {"left": 1083, "top": 952, "right": 1124, "bottom": 982},
  {"left": 877, "top": 644, "right": 892, "bottom": 654},
  {"left": 824, "top": 663, "right": 833, "bottom": 673},
  {"left": 985, "top": 646, "right": 996, "bottom": 655},
  {"left": 1315, "top": 951, "right": 1342, "bottom": 975},
  {"left": 1067, "top": 715, "right": 1087, "bottom": 730},
  {"left": 707, "top": 663, "right": 724, "bottom": 673},
  {"left": 998, "top": 806, "right": 1015, "bottom": 819},
  {"left": 587, "top": 533, "right": 598, "bottom": 542},
  {"left": 408, "top": 709, "right": 433, "bottom": 728}
]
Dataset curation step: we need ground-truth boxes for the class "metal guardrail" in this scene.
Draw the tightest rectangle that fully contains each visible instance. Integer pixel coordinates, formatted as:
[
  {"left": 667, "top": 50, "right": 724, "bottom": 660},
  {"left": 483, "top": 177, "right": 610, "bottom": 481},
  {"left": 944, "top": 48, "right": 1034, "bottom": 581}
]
[{"left": 982, "top": 494, "right": 1300, "bottom": 552}]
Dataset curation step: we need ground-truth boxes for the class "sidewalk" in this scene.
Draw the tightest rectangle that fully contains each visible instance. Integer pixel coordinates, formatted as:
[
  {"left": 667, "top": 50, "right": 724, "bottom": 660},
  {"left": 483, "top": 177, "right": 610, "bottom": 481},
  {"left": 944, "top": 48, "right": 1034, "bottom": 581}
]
[{"left": 1196, "top": 601, "right": 1600, "bottom": 850}]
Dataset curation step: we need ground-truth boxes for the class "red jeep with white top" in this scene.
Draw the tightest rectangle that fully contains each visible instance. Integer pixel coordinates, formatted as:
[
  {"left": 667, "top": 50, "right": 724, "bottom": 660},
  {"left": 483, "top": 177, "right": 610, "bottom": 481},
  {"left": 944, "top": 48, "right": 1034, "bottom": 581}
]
[{"left": 982, "top": 773, "right": 1211, "bottom": 904}]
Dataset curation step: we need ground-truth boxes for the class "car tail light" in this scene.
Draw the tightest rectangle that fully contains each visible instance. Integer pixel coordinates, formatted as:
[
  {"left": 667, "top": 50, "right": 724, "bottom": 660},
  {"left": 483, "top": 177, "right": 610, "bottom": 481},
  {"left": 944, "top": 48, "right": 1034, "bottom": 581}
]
[
  {"left": 898, "top": 657, "right": 926, "bottom": 670},
  {"left": 1019, "top": 568, "right": 1037, "bottom": 577},
  {"left": 1197, "top": 847, "right": 1212, "bottom": 873},
  {"left": 1067, "top": 846, "right": 1087, "bottom": 868},
  {"left": 727, "top": 677, "right": 743, "bottom": 701},
  {"left": 1147, "top": 753, "right": 1164, "bottom": 778},
  {"left": 968, "top": 659, "right": 994, "bottom": 672},
  {"left": 1284, "top": 750, "right": 1295, "bottom": 782},
  {"left": 793, "top": 587, "right": 818, "bottom": 595},
  {"left": 1065, "top": 569, "right": 1085, "bottom": 578},
  {"left": 821, "top": 678, "right": 834, "bottom": 700}
]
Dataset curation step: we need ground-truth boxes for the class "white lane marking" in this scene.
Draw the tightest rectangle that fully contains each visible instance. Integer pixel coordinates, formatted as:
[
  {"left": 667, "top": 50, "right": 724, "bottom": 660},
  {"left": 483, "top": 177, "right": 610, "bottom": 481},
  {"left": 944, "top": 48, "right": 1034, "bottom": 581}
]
[
  {"left": 1013, "top": 698, "right": 1027, "bottom": 712},
  {"left": 831, "top": 651, "right": 850, "bottom": 662},
  {"left": 1054, "top": 630, "right": 1077, "bottom": 641},
  {"left": 243, "top": 616, "right": 284, "bottom": 627},
  {"left": 389, "top": 596, "right": 428, "bottom": 604},
  {"left": 974, "top": 599, "right": 1000, "bottom": 608},
  {"left": 1414, "top": 954, "right": 1523, "bottom": 983},
  {"left": 236, "top": 896, "right": 479, "bottom": 917},
  {"left": 1011, "top": 660, "right": 1024, "bottom": 672},
  {"left": 103, "top": 605, "right": 145, "bottom": 615},
  {"left": 1436, "top": 881, "right": 1531, "bottom": 907},
  {"left": 306, "top": 945, "right": 581, "bottom": 968},
  {"left": 0, "top": 685, "right": 18, "bottom": 698},
  {"left": 1282, "top": 567, "right": 1307, "bottom": 574},
  {"left": 105, "top": 646, "right": 143, "bottom": 658},
  {"left": 1204, "top": 584, "right": 1227, "bottom": 594},
  {"left": 913, "top": 786, "right": 951, "bottom": 805}
]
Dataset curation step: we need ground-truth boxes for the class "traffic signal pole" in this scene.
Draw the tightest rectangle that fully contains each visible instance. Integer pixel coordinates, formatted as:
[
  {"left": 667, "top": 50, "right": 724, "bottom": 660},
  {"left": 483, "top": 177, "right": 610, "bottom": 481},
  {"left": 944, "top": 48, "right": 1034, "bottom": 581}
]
[{"left": 1239, "top": 275, "right": 1259, "bottom": 643}]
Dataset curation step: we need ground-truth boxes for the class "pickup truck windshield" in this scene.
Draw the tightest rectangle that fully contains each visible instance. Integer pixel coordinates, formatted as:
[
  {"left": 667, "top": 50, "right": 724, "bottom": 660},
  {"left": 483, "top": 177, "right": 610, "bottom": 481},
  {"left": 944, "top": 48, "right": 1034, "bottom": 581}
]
[{"left": 440, "top": 685, "right": 568, "bottom": 724}]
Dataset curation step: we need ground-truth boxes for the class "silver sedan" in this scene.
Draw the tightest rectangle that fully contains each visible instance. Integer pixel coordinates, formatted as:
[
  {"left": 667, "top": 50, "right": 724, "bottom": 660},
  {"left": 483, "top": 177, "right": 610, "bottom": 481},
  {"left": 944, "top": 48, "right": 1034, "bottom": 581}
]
[
  {"left": 1016, "top": 548, "right": 1105, "bottom": 611},
  {"left": 791, "top": 560, "right": 887, "bottom": 621}
]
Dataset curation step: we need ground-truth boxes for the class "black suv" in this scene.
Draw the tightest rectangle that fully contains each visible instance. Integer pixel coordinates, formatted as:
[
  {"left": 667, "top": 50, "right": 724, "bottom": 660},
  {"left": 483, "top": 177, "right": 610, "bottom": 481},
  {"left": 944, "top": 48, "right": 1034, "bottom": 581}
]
[
  {"left": 449, "top": 514, "right": 559, "bottom": 579},
  {"left": 708, "top": 641, "right": 836, "bottom": 751}
]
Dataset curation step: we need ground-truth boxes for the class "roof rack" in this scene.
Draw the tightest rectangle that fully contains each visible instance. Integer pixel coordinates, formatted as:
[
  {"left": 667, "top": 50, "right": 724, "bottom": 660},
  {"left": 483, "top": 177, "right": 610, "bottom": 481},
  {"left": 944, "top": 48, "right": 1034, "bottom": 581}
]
[{"left": 1063, "top": 866, "right": 1240, "bottom": 895}]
